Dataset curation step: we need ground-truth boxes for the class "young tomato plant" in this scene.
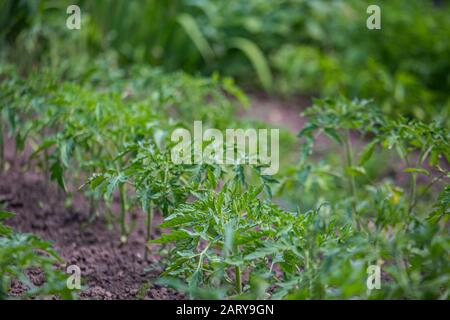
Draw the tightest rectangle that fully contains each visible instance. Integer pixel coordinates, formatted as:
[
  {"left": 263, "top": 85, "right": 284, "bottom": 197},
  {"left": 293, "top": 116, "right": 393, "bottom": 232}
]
[
  {"left": 0, "top": 211, "right": 78, "bottom": 299},
  {"left": 152, "top": 179, "right": 290, "bottom": 298}
]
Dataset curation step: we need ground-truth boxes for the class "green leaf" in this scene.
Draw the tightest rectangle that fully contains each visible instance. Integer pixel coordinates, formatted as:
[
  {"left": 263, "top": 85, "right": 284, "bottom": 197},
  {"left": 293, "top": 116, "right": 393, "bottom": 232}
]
[
  {"left": 297, "top": 123, "right": 318, "bottom": 138},
  {"left": 106, "top": 173, "right": 124, "bottom": 199},
  {"left": 0, "top": 211, "right": 15, "bottom": 220},
  {"left": 0, "top": 223, "right": 13, "bottom": 236},
  {"left": 30, "top": 139, "right": 56, "bottom": 159},
  {"left": 300, "top": 136, "right": 314, "bottom": 163},
  {"left": 60, "top": 139, "right": 73, "bottom": 167},
  {"left": 245, "top": 242, "right": 288, "bottom": 260},
  {"left": 404, "top": 168, "right": 430, "bottom": 175},
  {"left": 345, "top": 166, "right": 366, "bottom": 177},
  {"left": 359, "top": 140, "right": 377, "bottom": 166},
  {"left": 89, "top": 174, "right": 107, "bottom": 189},
  {"left": 50, "top": 160, "right": 66, "bottom": 191},
  {"left": 150, "top": 229, "right": 194, "bottom": 244},
  {"left": 207, "top": 169, "right": 218, "bottom": 189},
  {"left": 324, "top": 128, "right": 342, "bottom": 144}
]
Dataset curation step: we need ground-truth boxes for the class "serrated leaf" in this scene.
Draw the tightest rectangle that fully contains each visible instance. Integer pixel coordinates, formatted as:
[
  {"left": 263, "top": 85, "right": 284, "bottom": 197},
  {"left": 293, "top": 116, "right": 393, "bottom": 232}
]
[
  {"left": 106, "top": 173, "right": 124, "bottom": 199},
  {"left": 324, "top": 128, "right": 342, "bottom": 144},
  {"left": 359, "top": 140, "right": 377, "bottom": 166},
  {"left": 345, "top": 166, "right": 366, "bottom": 177},
  {"left": 298, "top": 123, "right": 318, "bottom": 138}
]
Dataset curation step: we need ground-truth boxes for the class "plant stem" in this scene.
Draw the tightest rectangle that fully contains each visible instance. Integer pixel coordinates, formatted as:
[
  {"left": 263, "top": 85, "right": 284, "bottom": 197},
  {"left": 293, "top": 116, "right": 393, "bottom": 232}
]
[
  {"left": 0, "top": 276, "right": 4, "bottom": 300},
  {"left": 89, "top": 193, "right": 99, "bottom": 219},
  {"left": 235, "top": 265, "right": 242, "bottom": 294},
  {"left": 144, "top": 202, "right": 154, "bottom": 260},
  {"left": 119, "top": 183, "right": 127, "bottom": 242},
  {"left": 0, "top": 121, "right": 4, "bottom": 172},
  {"left": 410, "top": 172, "right": 446, "bottom": 211},
  {"left": 344, "top": 129, "right": 359, "bottom": 229},
  {"left": 408, "top": 173, "right": 417, "bottom": 214},
  {"left": 43, "top": 150, "right": 50, "bottom": 184}
]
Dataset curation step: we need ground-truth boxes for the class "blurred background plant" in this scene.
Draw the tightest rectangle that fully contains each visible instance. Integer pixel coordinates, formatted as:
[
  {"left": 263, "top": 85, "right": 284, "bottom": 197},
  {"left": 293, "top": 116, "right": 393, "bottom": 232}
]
[
  {"left": 1, "top": 0, "right": 449, "bottom": 122},
  {"left": 0, "top": 0, "right": 448, "bottom": 300}
]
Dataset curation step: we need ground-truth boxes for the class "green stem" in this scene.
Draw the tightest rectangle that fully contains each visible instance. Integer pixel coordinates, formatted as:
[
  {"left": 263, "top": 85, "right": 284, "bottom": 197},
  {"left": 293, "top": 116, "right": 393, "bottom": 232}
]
[
  {"left": 119, "top": 183, "right": 127, "bottom": 242},
  {"left": 144, "top": 202, "right": 154, "bottom": 260},
  {"left": 235, "top": 265, "right": 242, "bottom": 294},
  {"left": 410, "top": 173, "right": 446, "bottom": 212},
  {"left": 0, "top": 275, "right": 4, "bottom": 300},
  {"left": 344, "top": 130, "right": 359, "bottom": 229},
  {"left": 0, "top": 121, "right": 4, "bottom": 172},
  {"left": 89, "top": 194, "right": 98, "bottom": 218},
  {"left": 43, "top": 150, "right": 50, "bottom": 184},
  {"left": 305, "top": 251, "right": 312, "bottom": 296},
  {"left": 408, "top": 173, "right": 417, "bottom": 214}
]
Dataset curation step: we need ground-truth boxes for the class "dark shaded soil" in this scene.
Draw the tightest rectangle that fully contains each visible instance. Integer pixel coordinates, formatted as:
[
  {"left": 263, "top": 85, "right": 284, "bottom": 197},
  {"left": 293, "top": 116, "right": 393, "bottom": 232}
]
[{"left": 0, "top": 167, "right": 182, "bottom": 300}]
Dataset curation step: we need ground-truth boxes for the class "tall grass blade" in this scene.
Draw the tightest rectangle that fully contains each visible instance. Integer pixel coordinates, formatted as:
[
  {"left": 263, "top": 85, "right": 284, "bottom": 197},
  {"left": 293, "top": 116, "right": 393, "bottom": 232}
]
[
  {"left": 177, "top": 13, "right": 215, "bottom": 63},
  {"left": 230, "top": 37, "right": 273, "bottom": 90}
]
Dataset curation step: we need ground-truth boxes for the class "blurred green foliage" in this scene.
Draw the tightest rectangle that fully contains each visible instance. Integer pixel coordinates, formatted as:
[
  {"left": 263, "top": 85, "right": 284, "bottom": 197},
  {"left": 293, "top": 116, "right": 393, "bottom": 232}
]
[
  {"left": 0, "top": 0, "right": 449, "bottom": 300},
  {"left": 1, "top": 0, "right": 449, "bottom": 121}
]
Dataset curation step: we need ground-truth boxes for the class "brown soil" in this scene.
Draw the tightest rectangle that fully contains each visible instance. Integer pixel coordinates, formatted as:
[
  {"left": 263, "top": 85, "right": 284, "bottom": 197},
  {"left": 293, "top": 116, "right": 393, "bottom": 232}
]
[
  {"left": 1, "top": 164, "right": 182, "bottom": 300},
  {"left": 243, "top": 93, "right": 311, "bottom": 133}
]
